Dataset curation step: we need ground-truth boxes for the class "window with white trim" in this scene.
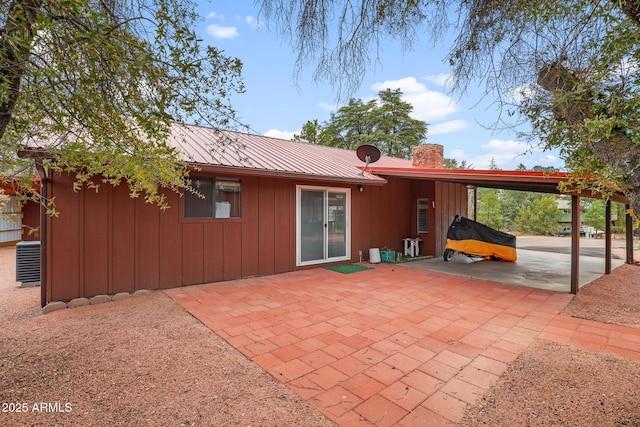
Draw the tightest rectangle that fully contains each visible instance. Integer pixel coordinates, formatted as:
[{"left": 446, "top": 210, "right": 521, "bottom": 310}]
[{"left": 417, "top": 198, "right": 429, "bottom": 234}]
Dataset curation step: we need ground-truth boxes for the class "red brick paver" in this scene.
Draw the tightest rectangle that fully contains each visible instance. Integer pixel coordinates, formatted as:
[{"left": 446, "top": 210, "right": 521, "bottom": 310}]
[{"left": 165, "top": 263, "right": 640, "bottom": 425}]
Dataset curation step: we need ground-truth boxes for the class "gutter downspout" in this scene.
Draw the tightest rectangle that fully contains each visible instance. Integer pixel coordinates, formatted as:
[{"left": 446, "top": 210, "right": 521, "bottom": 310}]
[{"left": 34, "top": 161, "right": 47, "bottom": 308}]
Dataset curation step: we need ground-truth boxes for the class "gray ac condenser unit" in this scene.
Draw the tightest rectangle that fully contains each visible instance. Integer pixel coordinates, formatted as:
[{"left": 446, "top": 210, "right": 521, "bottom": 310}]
[{"left": 16, "top": 241, "right": 41, "bottom": 286}]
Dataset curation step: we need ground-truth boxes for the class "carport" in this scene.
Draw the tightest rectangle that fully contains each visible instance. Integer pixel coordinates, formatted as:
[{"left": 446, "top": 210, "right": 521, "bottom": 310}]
[
  {"left": 409, "top": 237, "right": 626, "bottom": 292},
  {"left": 370, "top": 167, "right": 635, "bottom": 294}
]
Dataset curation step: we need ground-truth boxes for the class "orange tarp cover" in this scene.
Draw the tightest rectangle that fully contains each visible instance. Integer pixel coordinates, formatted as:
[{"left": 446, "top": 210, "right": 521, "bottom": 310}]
[{"left": 445, "top": 238, "right": 517, "bottom": 262}]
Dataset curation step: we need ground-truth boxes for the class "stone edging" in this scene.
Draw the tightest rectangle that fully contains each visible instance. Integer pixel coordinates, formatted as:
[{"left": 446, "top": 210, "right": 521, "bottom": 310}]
[{"left": 42, "top": 290, "right": 153, "bottom": 314}]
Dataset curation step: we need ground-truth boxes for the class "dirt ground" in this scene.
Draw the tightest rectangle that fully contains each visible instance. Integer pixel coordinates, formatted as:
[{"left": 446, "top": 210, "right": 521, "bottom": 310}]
[
  {"left": 461, "top": 261, "right": 640, "bottom": 427},
  {"left": 0, "top": 246, "right": 335, "bottom": 427},
  {"left": 1, "top": 244, "right": 639, "bottom": 426}
]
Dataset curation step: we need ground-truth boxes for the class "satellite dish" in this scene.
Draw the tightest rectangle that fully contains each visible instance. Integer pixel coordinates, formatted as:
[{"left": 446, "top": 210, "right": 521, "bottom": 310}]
[{"left": 356, "top": 144, "right": 381, "bottom": 176}]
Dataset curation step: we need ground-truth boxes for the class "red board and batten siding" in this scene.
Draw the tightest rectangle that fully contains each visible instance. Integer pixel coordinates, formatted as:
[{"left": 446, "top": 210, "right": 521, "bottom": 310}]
[
  {"left": 435, "top": 181, "right": 469, "bottom": 257},
  {"left": 44, "top": 172, "right": 467, "bottom": 303},
  {"left": 406, "top": 179, "right": 468, "bottom": 257}
]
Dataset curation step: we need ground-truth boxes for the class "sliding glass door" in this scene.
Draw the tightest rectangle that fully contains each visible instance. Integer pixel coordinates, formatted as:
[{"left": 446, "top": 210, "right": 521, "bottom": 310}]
[{"left": 297, "top": 186, "right": 350, "bottom": 266}]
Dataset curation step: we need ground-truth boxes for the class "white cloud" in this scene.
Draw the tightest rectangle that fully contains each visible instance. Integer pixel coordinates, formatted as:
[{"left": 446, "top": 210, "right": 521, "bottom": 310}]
[
  {"left": 472, "top": 154, "right": 509, "bottom": 169},
  {"left": 429, "top": 120, "right": 468, "bottom": 135},
  {"left": 264, "top": 129, "right": 297, "bottom": 140},
  {"left": 206, "top": 24, "right": 239, "bottom": 39},
  {"left": 408, "top": 92, "right": 458, "bottom": 122},
  {"left": 512, "top": 84, "right": 537, "bottom": 104},
  {"left": 317, "top": 101, "right": 339, "bottom": 112},
  {"left": 610, "top": 58, "right": 639, "bottom": 81},
  {"left": 370, "top": 77, "right": 459, "bottom": 122},
  {"left": 371, "top": 76, "right": 425, "bottom": 94},
  {"left": 449, "top": 148, "right": 466, "bottom": 158},
  {"left": 540, "top": 154, "right": 558, "bottom": 164},
  {"left": 245, "top": 16, "right": 263, "bottom": 29},
  {"left": 423, "top": 73, "right": 454, "bottom": 87},
  {"left": 458, "top": 139, "right": 562, "bottom": 169},
  {"left": 470, "top": 139, "right": 532, "bottom": 169},
  {"left": 481, "top": 139, "right": 531, "bottom": 153},
  {"left": 205, "top": 12, "right": 224, "bottom": 20}
]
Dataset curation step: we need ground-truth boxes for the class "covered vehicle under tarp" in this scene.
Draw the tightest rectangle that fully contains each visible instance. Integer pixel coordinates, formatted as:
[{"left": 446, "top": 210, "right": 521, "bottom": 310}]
[{"left": 444, "top": 215, "right": 517, "bottom": 262}]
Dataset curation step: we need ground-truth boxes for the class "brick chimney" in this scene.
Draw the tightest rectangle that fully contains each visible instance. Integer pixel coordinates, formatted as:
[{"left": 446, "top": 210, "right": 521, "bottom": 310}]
[{"left": 412, "top": 144, "right": 444, "bottom": 168}]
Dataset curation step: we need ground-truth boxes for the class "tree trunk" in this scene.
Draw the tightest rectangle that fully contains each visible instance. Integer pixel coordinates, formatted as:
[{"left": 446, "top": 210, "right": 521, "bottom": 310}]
[
  {"left": 0, "top": 0, "right": 41, "bottom": 141},
  {"left": 617, "top": 0, "right": 640, "bottom": 26},
  {"left": 538, "top": 62, "right": 640, "bottom": 217}
]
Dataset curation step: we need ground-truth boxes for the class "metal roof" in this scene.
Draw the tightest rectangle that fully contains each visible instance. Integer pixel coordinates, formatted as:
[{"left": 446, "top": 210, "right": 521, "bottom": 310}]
[
  {"left": 17, "top": 122, "right": 629, "bottom": 203},
  {"left": 369, "top": 166, "right": 630, "bottom": 203},
  {"left": 370, "top": 166, "right": 569, "bottom": 193},
  {"left": 166, "top": 123, "right": 412, "bottom": 184},
  {"left": 167, "top": 124, "right": 629, "bottom": 203}
]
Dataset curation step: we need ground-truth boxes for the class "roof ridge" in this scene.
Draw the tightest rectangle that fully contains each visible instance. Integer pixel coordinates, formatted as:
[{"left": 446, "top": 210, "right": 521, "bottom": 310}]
[{"left": 171, "top": 122, "right": 409, "bottom": 163}]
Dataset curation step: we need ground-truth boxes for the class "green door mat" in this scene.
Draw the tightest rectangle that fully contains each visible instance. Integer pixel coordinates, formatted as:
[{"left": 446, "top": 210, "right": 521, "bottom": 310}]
[{"left": 325, "top": 264, "right": 372, "bottom": 274}]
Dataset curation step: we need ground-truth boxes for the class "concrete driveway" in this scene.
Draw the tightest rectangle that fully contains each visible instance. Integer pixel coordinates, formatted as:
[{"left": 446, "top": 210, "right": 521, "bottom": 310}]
[{"left": 409, "top": 236, "right": 628, "bottom": 293}]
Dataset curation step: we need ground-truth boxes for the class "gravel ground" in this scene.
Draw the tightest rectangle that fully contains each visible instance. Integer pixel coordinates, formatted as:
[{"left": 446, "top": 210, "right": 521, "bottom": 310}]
[
  {"left": 0, "top": 246, "right": 335, "bottom": 427},
  {"left": 461, "top": 261, "right": 640, "bottom": 427},
  {"left": 461, "top": 339, "right": 640, "bottom": 427},
  {"left": 1, "top": 243, "right": 639, "bottom": 426}
]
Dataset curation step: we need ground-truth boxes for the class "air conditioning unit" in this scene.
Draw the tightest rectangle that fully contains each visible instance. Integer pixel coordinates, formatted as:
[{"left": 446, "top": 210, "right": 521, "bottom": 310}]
[{"left": 16, "top": 241, "right": 41, "bottom": 286}]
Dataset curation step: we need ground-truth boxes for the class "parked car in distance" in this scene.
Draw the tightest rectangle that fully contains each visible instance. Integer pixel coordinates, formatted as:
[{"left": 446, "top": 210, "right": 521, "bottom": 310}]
[
  {"left": 558, "top": 227, "right": 572, "bottom": 236},
  {"left": 558, "top": 226, "right": 604, "bottom": 238}
]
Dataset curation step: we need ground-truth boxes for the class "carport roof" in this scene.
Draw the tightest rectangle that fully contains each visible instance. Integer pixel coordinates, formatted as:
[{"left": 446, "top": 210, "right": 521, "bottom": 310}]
[{"left": 369, "top": 166, "right": 630, "bottom": 204}]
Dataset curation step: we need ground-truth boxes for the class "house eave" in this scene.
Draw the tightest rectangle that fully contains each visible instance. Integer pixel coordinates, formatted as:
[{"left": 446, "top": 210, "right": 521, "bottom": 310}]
[{"left": 188, "top": 163, "right": 389, "bottom": 186}]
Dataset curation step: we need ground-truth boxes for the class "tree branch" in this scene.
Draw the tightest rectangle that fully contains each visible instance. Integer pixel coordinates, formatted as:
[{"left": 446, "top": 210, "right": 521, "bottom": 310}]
[
  {"left": 538, "top": 61, "right": 640, "bottom": 213},
  {"left": 617, "top": 0, "right": 640, "bottom": 26},
  {"left": 0, "top": 0, "right": 41, "bottom": 140}
]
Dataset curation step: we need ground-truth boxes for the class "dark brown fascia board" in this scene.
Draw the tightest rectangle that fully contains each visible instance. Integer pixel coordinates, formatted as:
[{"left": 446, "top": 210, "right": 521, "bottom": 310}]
[
  {"left": 16, "top": 149, "right": 388, "bottom": 187},
  {"left": 188, "top": 163, "right": 389, "bottom": 186},
  {"left": 371, "top": 167, "right": 630, "bottom": 204}
]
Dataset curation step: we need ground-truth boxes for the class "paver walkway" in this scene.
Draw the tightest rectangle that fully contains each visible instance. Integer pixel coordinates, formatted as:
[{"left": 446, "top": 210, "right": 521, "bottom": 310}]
[{"left": 165, "top": 263, "right": 640, "bottom": 426}]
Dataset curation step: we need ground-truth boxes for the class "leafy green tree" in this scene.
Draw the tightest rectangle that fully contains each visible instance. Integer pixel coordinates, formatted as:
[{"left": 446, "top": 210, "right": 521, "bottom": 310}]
[
  {"left": 296, "top": 89, "right": 427, "bottom": 159},
  {"left": 257, "top": 0, "right": 640, "bottom": 217},
  {"left": 1, "top": 0, "right": 244, "bottom": 208},
  {"left": 293, "top": 119, "right": 321, "bottom": 143},
  {"left": 613, "top": 202, "right": 628, "bottom": 231},
  {"left": 500, "top": 190, "right": 539, "bottom": 231},
  {"left": 374, "top": 88, "right": 428, "bottom": 158},
  {"left": 488, "top": 157, "right": 500, "bottom": 170},
  {"left": 444, "top": 158, "right": 473, "bottom": 169},
  {"left": 322, "top": 98, "right": 376, "bottom": 150},
  {"left": 515, "top": 195, "right": 562, "bottom": 235},
  {"left": 500, "top": 164, "right": 563, "bottom": 231},
  {"left": 531, "top": 165, "right": 560, "bottom": 173},
  {"left": 582, "top": 200, "right": 606, "bottom": 231},
  {"left": 477, "top": 188, "right": 503, "bottom": 230}
]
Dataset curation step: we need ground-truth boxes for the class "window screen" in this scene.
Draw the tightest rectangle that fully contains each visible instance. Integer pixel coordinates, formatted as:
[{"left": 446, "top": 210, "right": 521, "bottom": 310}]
[
  {"left": 417, "top": 198, "right": 429, "bottom": 234},
  {"left": 184, "top": 177, "right": 241, "bottom": 219}
]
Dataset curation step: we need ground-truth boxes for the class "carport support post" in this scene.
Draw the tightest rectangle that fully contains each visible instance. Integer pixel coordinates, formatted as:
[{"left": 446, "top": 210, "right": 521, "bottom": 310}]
[
  {"left": 626, "top": 204, "right": 634, "bottom": 264},
  {"left": 605, "top": 200, "right": 611, "bottom": 274},
  {"left": 571, "top": 195, "right": 580, "bottom": 294},
  {"left": 473, "top": 186, "right": 478, "bottom": 221}
]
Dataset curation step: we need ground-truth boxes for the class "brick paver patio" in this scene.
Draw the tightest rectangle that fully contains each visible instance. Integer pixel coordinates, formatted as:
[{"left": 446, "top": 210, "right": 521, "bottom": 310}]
[{"left": 165, "top": 263, "right": 640, "bottom": 426}]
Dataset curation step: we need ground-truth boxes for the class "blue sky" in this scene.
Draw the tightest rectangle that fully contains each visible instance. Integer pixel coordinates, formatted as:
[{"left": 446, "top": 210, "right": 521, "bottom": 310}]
[{"left": 195, "top": 1, "right": 562, "bottom": 170}]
